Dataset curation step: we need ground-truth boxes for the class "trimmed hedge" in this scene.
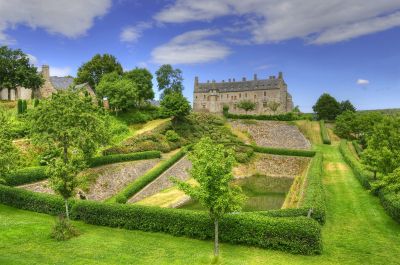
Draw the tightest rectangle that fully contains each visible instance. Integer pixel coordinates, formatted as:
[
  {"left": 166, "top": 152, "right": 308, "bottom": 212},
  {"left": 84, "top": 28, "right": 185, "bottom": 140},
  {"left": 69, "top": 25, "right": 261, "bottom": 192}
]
[
  {"left": 0, "top": 184, "right": 68, "bottom": 215},
  {"left": 89, "top": 151, "right": 161, "bottom": 167},
  {"left": 4, "top": 167, "right": 48, "bottom": 186},
  {"left": 72, "top": 200, "right": 322, "bottom": 255},
  {"left": 319, "top": 120, "right": 331, "bottom": 145},
  {"left": 379, "top": 191, "right": 400, "bottom": 223},
  {"left": 339, "top": 140, "right": 372, "bottom": 189},
  {"left": 352, "top": 141, "right": 363, "bottom": 157},
  {"left": 250, "top": 145, "right": 316, "bottom": 158},
  {"left": 224, "top": 111, "right": 312, "bottom": 121},
  {"left": 110, "top": 148, "right": 187, "bottom": 203}
]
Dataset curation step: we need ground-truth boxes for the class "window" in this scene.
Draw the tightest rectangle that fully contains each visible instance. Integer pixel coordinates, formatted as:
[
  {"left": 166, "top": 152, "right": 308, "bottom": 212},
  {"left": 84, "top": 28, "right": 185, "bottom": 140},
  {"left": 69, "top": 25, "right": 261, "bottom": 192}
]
[
  {"left": 234, "top": 96, "right": 237, "bottom": 100},
  {"left": 195, "top": 96, "right": 198, "bottom": 99},
  {"left": 264, "top": 91, "right": 266, "bottom": 96},
  {"left": 204, "top": 95, "right": 206, "bottom": 99},
  {"left": 239, "top": 93, "right": 241, "bottom": 98},
  {"left": 254, "top": 95, "right": 257, "bottom": 99}
]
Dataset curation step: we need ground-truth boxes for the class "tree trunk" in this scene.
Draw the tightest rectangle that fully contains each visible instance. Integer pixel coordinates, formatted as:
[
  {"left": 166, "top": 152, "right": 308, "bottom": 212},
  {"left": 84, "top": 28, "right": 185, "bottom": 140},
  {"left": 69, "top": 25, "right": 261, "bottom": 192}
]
[
  {"left": 214, "top": 217, "right": 219, "bottom": 257},
  {"left": 64, "top": 199, "right": 70, "bottom": 220}
]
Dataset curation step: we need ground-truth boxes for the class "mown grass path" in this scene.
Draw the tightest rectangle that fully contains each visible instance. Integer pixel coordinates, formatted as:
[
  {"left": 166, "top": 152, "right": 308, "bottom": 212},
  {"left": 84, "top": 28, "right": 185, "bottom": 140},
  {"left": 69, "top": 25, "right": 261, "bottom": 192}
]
[{"left": 1, "top": 144, "right": 399, "bottom": 264}]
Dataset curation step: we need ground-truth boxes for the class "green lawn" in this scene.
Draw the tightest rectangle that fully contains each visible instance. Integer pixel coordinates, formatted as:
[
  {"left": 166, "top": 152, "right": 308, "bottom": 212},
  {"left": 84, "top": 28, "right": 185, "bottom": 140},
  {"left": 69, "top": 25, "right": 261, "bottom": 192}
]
[{"left": 1, "top": 143, "right": 400, "bottom": 264}]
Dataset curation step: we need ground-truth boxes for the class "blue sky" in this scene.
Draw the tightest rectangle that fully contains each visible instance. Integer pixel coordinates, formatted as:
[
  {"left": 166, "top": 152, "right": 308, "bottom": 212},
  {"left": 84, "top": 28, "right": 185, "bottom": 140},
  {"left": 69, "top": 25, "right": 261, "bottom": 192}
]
[{"left": 1, "top": 0, "right": 400, "bottom": 112}]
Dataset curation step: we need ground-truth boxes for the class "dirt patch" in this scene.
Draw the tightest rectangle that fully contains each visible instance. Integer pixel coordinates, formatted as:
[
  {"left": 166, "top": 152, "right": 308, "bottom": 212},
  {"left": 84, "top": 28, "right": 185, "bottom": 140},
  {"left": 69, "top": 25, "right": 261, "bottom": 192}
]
[
  {"left": 18, "top": 180, "right": 54, "bottom": 195},
  {"left": 325, "top": 162, "right": 348, "bottom": 172},
  {"left": 229, "top": 120, "right": 311, "bottom": 150}
]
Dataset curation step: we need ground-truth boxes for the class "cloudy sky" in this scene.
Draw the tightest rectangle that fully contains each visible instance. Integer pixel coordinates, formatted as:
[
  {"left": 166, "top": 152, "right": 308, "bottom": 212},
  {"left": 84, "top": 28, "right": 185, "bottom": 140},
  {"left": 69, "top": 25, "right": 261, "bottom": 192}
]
[{"left": 1, "top": 0, "right": 400, "bottom": 111}]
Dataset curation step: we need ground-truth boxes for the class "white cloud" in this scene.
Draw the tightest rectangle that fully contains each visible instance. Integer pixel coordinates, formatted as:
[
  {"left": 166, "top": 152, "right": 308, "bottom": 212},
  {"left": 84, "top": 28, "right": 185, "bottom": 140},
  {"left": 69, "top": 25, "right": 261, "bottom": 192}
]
[
  {"left": 50, "top": 66, "right": 72, "bottom": 77},
  {"left": 151, "top": 29, "right": 231, "bottom": 64},
  {"left": 26, "top": 54, "right": 38, "bottom": 65},
  {"left": 0, "top": 0, "right": 111, "bottom": 44},
  {"left": 120, "top": 22, "right": 152, "bottom": 43},
  {"left": 357, "top": 79, "right": 370, "bottom": 85},
  {"left": 154, "top": 1, "right": 400, "bottom": 44}
]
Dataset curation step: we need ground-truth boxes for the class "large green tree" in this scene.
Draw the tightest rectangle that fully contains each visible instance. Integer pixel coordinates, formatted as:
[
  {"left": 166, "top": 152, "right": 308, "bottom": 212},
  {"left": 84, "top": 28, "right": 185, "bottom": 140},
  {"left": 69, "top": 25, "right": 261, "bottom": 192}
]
[
  {"left": 172, "top": 137, "right": 245, "bottom": 258},
  {"left": 160, "top": 92, "right": 191, "bottom": 121},
  {"left": 313, "top": 93, "right": 341, "bottom": 120},
  {"left": 236, "top": 100, "right": 256, "bottom": 114},
  {"left": 0, "top": 46, "right": 44, "bottom": 100},
  {"left": 124, "top": 68, "right": 154, "bottom": 106},
  {"left": 155, "top": 64, "right": 183, "bottom": 98},
  {"left": 340, "top": 100, "right": 356, "bottom": 113},
  {"left": 75, "top": 54, "right": 123, "bottom": 90},
  {"left": 96, "top": 72, "right": 139, "bottom": 113}
]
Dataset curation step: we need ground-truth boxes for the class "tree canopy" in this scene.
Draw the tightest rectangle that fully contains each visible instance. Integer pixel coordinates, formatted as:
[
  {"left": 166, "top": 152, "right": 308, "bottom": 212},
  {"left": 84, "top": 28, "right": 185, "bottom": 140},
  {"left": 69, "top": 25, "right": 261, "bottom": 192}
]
[
  {"left": 124, "top": 68, "right": 154, "bottom": 105},
  {"left": 340, "top": 100, "right": 356, "bottom": 113},
  {"left": 75, "top": 54, "right": 123, "bottom": 89},
  {"left": 160, "top": 92, "right": 191, "bottom": 121},
  {"left": 96, "top": 72, "right": 139, "bottom": 113},
  {"left": 155, "top": 64, "right": 183, "bottom": 98},
  {"left": 0, "top": 46, "right": 44, "bottom": 99},
  {"left": 236, "top": 100, "right": 256, "bottom": 114},
  {"left": 313, "top": 93, "right": 341, "bottom": 120}
]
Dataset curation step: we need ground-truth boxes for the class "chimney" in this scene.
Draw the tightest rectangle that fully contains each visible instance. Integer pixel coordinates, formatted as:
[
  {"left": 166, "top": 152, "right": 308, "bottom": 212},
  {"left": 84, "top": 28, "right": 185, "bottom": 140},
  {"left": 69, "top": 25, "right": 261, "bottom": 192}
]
[
  {"left": 269, "top": 75, "right": 275, "bottom": 79},
  {"left": 242, "top": 77, "right": 246, "bottom": 81},
  {"left": 228, "top": 78, "right": 231, "bottom": 82},
  {"left": 254, "top": 74, "right": 257, "bottom": 80},
  {"left": 233, "top": 78, "right": 235, "bottom": 82},
  {"left": 278, "top": 72, "right": 283, "bottom": 79},
  {"left": 42, "top": 65, "right": 50, "bottom": 80},
  {"left": 194, "top": 76, "right": 199, "bottom": 85},
  {"left": 222, "top": 80, "right": 225, "bottom": 83},
  {"left": 207, "top": 80, "right": 210, "bottom": 83}
]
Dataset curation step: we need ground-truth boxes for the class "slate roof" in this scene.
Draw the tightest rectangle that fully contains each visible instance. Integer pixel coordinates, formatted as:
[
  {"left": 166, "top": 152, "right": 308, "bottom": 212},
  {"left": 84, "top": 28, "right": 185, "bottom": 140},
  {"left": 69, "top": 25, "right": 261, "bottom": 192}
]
[
  {"left": 195, "top": 78, "right": 284, "bottom": 93},
  {"left": 50, "top": 76, "right": 74, "bottom": 90}
]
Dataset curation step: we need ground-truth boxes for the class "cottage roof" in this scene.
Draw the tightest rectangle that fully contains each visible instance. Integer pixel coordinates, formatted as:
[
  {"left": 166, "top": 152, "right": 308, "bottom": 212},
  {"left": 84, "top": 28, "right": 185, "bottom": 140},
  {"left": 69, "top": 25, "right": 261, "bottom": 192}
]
[{"left": 50, "top": 76, "right": 74, "bottom": 90}]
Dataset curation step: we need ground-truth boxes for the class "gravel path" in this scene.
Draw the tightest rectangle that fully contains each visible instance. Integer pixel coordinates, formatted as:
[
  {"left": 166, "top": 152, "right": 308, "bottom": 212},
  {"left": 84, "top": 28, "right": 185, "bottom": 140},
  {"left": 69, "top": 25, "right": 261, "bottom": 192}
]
[
  {"left": 129, "top": 156, "right": 191, "bottom": 203},
  {"left": 230, "top": 120, "right": 311, "bottom": 150},
  {"left": 18, "top": 180, "right": 54, "bottom": 195}
]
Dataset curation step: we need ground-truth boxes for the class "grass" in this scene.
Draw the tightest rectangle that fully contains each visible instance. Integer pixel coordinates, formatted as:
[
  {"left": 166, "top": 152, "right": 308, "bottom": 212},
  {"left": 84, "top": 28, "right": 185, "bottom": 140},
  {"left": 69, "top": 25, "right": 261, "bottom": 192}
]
[
  {"left": 1, "top": 123, "right": 400, "bottom": 264},
  {"left": 294, "top": 120, "right": 322, "bottom": 145}
]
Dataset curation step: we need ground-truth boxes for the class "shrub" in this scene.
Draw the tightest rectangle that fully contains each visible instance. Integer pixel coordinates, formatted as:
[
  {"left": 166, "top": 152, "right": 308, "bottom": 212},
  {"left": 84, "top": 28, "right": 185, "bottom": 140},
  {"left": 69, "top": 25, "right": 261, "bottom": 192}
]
[
  {"left": 339, "top": 140, "right": 372, "bottom": 189},
  {"left": 378, "top": 191, "right": 400, "bottom": 223},
  {"left": 352, "top": 141, "right": 363, "bottom": 157},
  {"left": 110, "top": 148, "right": 187, "bottom": 202},
  {"left": 0, "top": 184, "right": 69, "bottom": 215},
  {"left": 17, "top": 99, "right": 23, "bottom": 114},
  {"left": 89, "top": 151, "right": 161, "bottom": 167},
  {"left": 224, "top": 111, "right": 311, "bottom": 121},
  {"left": 72, "top": 200, "right": 322, "bottom": 255},
  {"left": 250, "top": 145, "right": 316, "bottom": 157},
  {"left": 165, "top": 130, "right": 180, "bottom": 142},
  {"left": 4, "top": 166, "right": 47, "bottom": 186},
  {"left": 33, "top": 98, "right": 39, "bottom": 108},
  {"left": 51, "top": 215, "right": 79, "bottom": 241},
  {"left": 319, "top": 120, "right": 331, "bottom": 145},
  {"left": 22, "top": 100, "right": 27, "bottom": 113}
]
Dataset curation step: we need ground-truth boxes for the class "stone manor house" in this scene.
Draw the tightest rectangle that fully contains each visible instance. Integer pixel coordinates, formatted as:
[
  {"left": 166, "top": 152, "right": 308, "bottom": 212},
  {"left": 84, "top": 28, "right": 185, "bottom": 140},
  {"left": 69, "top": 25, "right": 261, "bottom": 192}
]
[
  {"left": 0, "top": 65, "right": 94, "bottom": 100},
  {"left": 193, "top": 72, "right": 293, "bottom": 115}
]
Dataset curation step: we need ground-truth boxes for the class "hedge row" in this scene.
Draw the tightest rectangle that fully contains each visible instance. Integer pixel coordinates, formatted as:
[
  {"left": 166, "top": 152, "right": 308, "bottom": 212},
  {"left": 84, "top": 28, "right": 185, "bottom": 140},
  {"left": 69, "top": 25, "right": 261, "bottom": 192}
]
[
  {"left": 250, "top": 145, "right": 316, "bottom": 158},
  {"left": 352, "top": 141, "right": 363, "bottom": 157},
  {"left": 339, "top": 140, "right": 372, "bottom": 189},
  {"left": 0, "top": 184, "right": 322, "bottom": 255},
  {"left": 378, "top": 191, "right": 400, "bottom": 223},
  {"left": 319, "top": 120, "right": 331, "bottom": 145},
  {"left": 223, "top": 111, "right": 312, "bottom": 121},
  {"left": 4, "top": 167, "right": 48, "bottom": 186},
  {"left": 0, "top": 184, "right": 68, "bottom": 215},
  {"left": 89, "top": 151, "right": 161, "bottom": 167},
  {"left": 4, "top": 151, "right": 162, "bottom": 186},
  {"left": 72, "top": 200, "right": 322, "bottom": 255},
  {"left": 110, "top": 148, "right": 187, "bottom": 203}
]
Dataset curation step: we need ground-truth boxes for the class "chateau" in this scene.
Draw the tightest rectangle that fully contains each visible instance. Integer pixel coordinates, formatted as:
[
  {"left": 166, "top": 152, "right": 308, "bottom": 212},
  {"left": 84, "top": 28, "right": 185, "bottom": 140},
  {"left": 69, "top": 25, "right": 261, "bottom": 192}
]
[
  {"left": 193, "top": 72, "right": 293, "bottom": 115},
  {"left": 0, "top": 65, "right": 94, "bottom": 100}
]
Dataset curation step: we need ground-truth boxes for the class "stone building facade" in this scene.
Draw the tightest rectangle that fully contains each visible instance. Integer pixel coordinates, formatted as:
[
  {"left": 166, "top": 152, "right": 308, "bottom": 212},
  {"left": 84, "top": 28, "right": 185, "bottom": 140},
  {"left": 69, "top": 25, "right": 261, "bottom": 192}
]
[
  {"left": 0, "top": 65, "right": 94, "bottom": 100},
  {"left": 193, "top": 72, "right": 293, "bottom": 115}
]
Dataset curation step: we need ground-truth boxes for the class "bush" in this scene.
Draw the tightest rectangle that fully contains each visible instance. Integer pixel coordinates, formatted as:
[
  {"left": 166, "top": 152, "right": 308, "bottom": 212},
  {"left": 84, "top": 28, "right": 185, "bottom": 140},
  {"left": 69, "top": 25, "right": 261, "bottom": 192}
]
[
  {"left": 89, "top": 151, "right": 161, "bottom": 167},
  {"left": 17, "top": 99, "right": 23, "bottom": 114},
  {"left": 110, "top": 148, "right": 187, "bottom": 202},
  {"left": 0, "top": 184, "right": 69, "bottom": 215},
  {"left": 379, "top": 191, "right": 400, "bottom": 223},
  {"left": 72, "top": 200, "right": 322, "bottom": 255},
  {"left": 319, "top": 120, "right": 331, "bottom": 145},
  {"left": 22, "top": 100, "right": 27, "bottom": 113},
  {"left": 165, "top": 130, "right": 180, "bottom": 142},
  {"left": 352, "top": 141, "right": 363, "bottom": 157},
  {"left": 224, "top": 111, "right": 312, "bottom": 121},
  {"left": 33, "top": 98, "right": 39, "bottom": 108},
  {"left": 4, "top": 166, "right": 47, "bottom": 186},
  {"left": 339, "top": 140, "right": 372, "bottom": 189},
  {"left": 250, "top": 145, "right": 316, "bottom": 157},
  {"left": 51, "top": 215, "right": 79, "bottom": 241}
]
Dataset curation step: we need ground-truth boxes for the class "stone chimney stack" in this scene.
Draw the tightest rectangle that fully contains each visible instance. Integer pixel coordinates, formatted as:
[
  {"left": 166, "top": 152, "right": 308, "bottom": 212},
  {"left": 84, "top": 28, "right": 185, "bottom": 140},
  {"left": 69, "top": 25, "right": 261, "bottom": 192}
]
[
  {"left": 194, "top": 76, "right": 199, "bottom": 85},
  {"left": 278, "top": 72, "right": 283, "bottom": 79},
  {"left": 233, "top": 78, "right": 235, "bottom": 82},
  {"left": 42, "top": 65, "right": 50, "bottom": 80},
  {"left": 254, "top": 74, "right": 257, "bottom": 80},
  {"left": 228, "top": 78, "right": 231, "bottom": 82},
  {"left": 269, "top": 75, "right": 275, "bottom": 79},
  {"left": 242, "top": 77, "right": 246, "bottom": 81}
]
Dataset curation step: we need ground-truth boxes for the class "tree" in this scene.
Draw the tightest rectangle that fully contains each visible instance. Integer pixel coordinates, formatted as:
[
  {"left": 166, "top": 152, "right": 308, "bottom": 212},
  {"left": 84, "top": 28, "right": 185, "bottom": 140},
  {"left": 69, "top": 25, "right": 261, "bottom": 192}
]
[
  {"left": 172, "top": 137, "right": 245, "bottom": 258},
  {"left": 268, "top": 101, "right": 281, "bottom": 114},
  {"left": 75, "top": 54, "right": 123, "bottom": 90},
  {"left": 340, "top": 100, "right": 356, "bottom": 113},
  {"left": 155, "top": 64, "right": 183, "bottom": 98},
  {"left": 0, "top": 108, "right": 20, "bottom": 183},
  {"left": 334, "top": 111, "right": 360, "bottom": 140},
  {"left": 96, "top": 72, "right": 139, "bottom": 113},
  {"left": 30, "top": 90, "right": 110, "bottom": 219},
  {"left": 0, "top": 46, "right": 44, "bottom": 100},
  {"left": 361, "top": 116, "right": 400, "bottom": 176},
  {"left": 236, "top": 100, "right": 256, "bottom": 114},
  {"left": 313, "top": 93, "right": 341, "bottom": 120},
  {"left": 124, "top": 68, "right": 154, "bottom": 106},
  {"left": 160, "top": 92, "right": 191, "bottom": 121}
]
